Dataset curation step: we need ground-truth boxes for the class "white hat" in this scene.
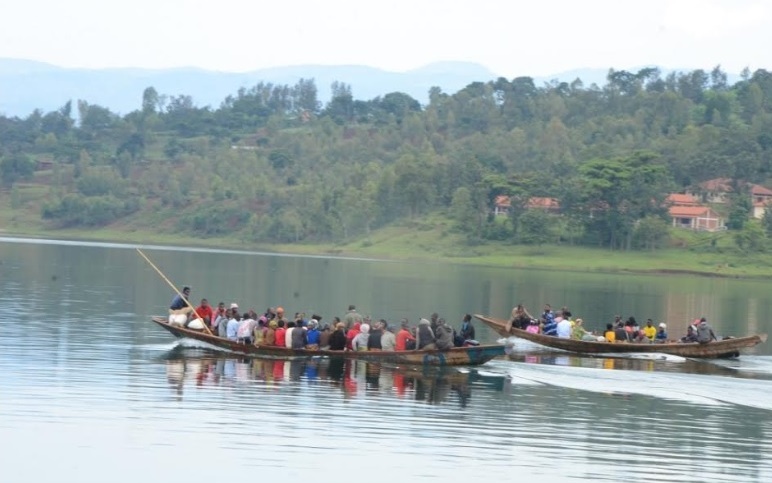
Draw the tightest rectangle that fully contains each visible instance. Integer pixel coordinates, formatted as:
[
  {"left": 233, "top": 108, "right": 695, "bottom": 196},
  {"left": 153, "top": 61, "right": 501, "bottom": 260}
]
[
  {"left": 659, "top": 323, "right": 666, "bottom": 329},
  {"left": 229, "top": 303, "right": 239, "bottom": 309}
]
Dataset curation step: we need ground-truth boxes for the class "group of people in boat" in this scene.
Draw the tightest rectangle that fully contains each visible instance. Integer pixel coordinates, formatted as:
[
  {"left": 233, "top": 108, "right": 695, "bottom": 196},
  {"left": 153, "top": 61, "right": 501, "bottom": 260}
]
[
  {"left": 508, "top": 303, "right": 719, "bottom": 344},
  {"left": 168, "top": 287, "right": 479, "bottom": 351}
]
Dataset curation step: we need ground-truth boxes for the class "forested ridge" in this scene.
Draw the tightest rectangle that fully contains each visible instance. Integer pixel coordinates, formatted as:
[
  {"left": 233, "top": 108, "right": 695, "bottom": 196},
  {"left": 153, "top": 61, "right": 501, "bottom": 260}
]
[{"left": 3, "top": 65, "right": 772, "bottom": 253}]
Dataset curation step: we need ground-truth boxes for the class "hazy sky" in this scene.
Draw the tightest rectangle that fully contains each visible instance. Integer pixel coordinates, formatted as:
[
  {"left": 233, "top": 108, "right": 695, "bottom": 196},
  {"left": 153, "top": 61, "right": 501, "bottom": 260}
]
[{"left": 1, "top": 0, "right": 769, "bottom": 76}]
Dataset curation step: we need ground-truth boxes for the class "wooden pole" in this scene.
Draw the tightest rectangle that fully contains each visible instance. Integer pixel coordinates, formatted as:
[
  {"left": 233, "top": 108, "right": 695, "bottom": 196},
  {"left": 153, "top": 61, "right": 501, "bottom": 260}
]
[{"left": 136, "top": 248, "right": 214, "bottom": 336}]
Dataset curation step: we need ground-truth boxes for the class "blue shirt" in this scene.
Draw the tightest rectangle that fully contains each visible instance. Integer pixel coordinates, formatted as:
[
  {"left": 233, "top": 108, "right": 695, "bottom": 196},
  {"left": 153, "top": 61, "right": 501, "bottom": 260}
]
[
  {"left": 170, "top": 294, "right": 188, "bottom": 310},
  {"left": 307, "top": 328, "right": 321, "bottom": 345}
]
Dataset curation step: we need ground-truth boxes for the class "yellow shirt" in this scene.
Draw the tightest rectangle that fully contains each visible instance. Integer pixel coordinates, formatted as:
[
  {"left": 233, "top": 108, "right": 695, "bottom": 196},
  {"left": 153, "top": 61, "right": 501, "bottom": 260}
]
[
  {"left": 643, "top": 326, "right": 657, "bottom": 340},
  {"left": 604, "top": 330, "right": 616, "bottom": 343}
]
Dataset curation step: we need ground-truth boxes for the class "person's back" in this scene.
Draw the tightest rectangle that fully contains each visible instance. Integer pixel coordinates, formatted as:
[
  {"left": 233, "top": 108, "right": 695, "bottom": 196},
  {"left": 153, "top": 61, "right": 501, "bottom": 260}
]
[
  {"left": 435, "top": 322, "right": 454, "bottom": 350},
  {"left": 381, "top": 328, "right": 396, "bottom": 351},
  {"left": 329, "top": 324, "right": 347, "bottom": 350},
  {"left": 352, "top": 324, "right": 370, "bottom": 351},
  {"left": 604, "top": 324, "right": 616, "bottom": 343},
  {"left": 275, "top": 322, "right": 287, "bottom": 347},
  {"left": 543, "top": 318, "right": 558, "bottom": 337},
  {"left": 614, "top": 325, "right": 628, "bottom": 342},
  {"left": 306, "top": 324, "right": 321, "bottom": 348},
  {"left": 226, "top": 317, "right": 240, "bottom": 341},
  {"left": 556, "top": 319, "right": 572, "bottom": 338},
  {"left": 367, "top": 327, "right": 383, "bottom": 350},
  {"left": 291, "top": 326, "right": 307, "bottom": 349},
  {"left": 696, "top": 319, "right": 716, "bottom": 343},
  {"left": 416, "top": 319, "right": 436, "bottom": 349},
  {"left": 265, "top": 322, "right": 277, "bottom": 345}
]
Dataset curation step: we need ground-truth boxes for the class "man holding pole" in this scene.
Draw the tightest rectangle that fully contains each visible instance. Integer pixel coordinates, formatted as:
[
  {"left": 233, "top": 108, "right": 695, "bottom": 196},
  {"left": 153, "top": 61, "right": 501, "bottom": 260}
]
[{"left": 169, "top": 286, "right": 193, "bottom": 326}]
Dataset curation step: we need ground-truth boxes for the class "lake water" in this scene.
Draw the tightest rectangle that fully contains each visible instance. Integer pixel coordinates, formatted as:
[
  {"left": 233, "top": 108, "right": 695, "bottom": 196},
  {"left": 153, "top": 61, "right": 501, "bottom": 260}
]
[{"left": 1, "top": 237, "right": 772, "bottom": 483}]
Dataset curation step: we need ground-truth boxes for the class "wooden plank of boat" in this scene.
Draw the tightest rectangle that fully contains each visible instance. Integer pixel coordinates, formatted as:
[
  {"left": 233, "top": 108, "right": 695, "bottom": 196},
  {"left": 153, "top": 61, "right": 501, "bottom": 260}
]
[
  {"left": 151, "top": 317, "right": 505, "bottom": 367},
  {"left": 474, "top": 314, "right": 768, "bottom": 359}
]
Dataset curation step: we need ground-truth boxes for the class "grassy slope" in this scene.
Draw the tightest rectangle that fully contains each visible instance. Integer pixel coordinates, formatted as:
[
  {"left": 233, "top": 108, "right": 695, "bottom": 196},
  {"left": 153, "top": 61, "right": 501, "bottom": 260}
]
[{"left": 2, "top": 182, "right": 772, "bottom": 278}]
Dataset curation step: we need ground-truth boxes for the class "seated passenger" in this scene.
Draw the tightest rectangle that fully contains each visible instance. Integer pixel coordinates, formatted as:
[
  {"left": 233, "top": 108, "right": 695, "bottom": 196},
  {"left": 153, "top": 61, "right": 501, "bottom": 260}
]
[
  {"left": 526, "top": 319, "right": 540, "bottom": 334},
  {"left": 614, "top": 322, "right": 629, "bottom": 342},
  {"left": 306, "top": 320, "right": 321, "bottom": 350},
  {"left": 396, "top": 319, "right": 416, "bottom": 350},
  {"left": 346, "top": 322, "right": 361, "bottom": 350},
  {"left": 265, "top": 320, "right": 277, "bottom": 345},
  {"left": 319, "top": 323, "right": 332, "bottom": 349},
  {"left": 352, "top": 323, "right": 370, "bottom": 351},
  {"left": 380, "top": 321, "right": 396, "bottom": 351},
  {"left": 435, "top": 318, "right": 454, "bottom": 350},
  {"left": 274, "top": 320, "right": 287, "bottom": 347},
  {"left": 556, "top": 314, "right": 572, "bottom": 338},
  {"left": 416, "top": 318, "right": 437, "bottom": 350},
  {"left": 367, "top": 320, "right": 384, "bottom": 351},
  {"left": 226, "top": 311, "right": 241, "bottom": 341},
  {"left": 680, "top": 325, "right": 699, "bottom": 343},
  {"left": 237, "top": 313, "right": 257, "bottom": 344},
  {"left": 542, "top": 316, "right": 558, "bottom": 337},
  {"left": 604, "top": 323, "right": 616, "bottom": 343},
  {"left": 285, "top": 321, "right": 297, "bottom": 349},
  {"left": 457, "top": 314, "right": 476, "bottom": 346},
  {"left": 291, "top": 322, "right": 307, "bottom": 349},
  {"left": 643, "top": 319, "right": 657, "bottom": 341},
  {"left": 655, "top": 323, "right": 668, "bottom": 342},
  {"left": 329, "top": 322, "right": 347, "bottom": 350},
  {"left": 571, "top": 319, "right": 596, "bottom": 341}
]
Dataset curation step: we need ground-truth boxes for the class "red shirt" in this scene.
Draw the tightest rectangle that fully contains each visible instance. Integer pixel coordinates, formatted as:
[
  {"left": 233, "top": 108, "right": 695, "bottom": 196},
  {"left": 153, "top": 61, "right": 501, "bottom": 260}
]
[
  {"left": 275, "top": 328, "right": 287, "bottom": 347},
  {"left": 396, "top": 329, "right": 415, "bottom": 351},
  {"left": 195, "top": 304, "right": 214, "bottom": 322}
]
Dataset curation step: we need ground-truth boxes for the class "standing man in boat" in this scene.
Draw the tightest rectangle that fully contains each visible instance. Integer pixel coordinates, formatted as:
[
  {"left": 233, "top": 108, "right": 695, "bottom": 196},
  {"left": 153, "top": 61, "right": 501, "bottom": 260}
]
[{"left": 343, "top": 305, "right": 362, "bottom": 330}]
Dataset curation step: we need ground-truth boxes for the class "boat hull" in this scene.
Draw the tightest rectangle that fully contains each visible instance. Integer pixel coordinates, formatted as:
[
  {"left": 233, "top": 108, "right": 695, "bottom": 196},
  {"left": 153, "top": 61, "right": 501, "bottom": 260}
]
[
  {"left": 152, "top": 317, "right": 504, "bottom": 367},
  {"left": 474, "top": 314, "right": 767, "bottom": 359}
]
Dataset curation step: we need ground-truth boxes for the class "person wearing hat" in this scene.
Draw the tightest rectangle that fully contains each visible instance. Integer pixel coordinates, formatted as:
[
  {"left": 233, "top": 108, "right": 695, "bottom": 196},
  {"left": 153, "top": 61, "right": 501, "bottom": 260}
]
[
  {"left": 696, "top": 317, "right": 717, "bottom": 343},
  {"left": 655, "top": 323, "right": 668, "bottom": 342},
  {"left": 306, "top": 319, "right": 321, "bottom": 350},
  {"left": 416, "top": 318, "right": 436, "bottom": 350}
]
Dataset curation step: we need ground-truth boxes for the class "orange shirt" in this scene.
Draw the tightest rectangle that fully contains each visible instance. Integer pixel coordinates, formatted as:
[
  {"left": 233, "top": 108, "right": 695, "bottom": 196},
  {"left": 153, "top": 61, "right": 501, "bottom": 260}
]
[{"left": 396, "top": 329, "right": 416, "bottom": 350}]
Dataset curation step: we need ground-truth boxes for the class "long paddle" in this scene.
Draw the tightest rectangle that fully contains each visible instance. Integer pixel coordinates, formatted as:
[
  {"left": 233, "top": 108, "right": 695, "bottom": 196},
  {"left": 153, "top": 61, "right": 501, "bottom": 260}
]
[{"left": 136, "top": 248, "right": 214, "bottom": 336}]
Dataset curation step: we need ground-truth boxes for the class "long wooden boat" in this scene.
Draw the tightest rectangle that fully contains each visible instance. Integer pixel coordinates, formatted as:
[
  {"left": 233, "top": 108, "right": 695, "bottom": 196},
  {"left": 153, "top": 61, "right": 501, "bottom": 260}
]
[
  {"left": 151, "top": 317, "right": 505, "bottom": 367},
  {"left": 475, "top": 314, "right": 767, "bottom": 359}
]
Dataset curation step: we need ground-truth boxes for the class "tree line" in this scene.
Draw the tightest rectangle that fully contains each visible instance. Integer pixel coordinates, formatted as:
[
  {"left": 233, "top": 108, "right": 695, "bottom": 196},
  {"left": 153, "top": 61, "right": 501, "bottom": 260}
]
[{"left": 2, "top": 65, "right": 772, "bottom": 251}]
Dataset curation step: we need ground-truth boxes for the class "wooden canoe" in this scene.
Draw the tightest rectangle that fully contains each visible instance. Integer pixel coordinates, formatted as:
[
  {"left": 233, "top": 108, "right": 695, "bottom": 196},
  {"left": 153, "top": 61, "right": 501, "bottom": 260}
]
[
  {"left": 474, "top": 314, "right": 767, "bottom": 359},
  {"left": 151, "top": 317, "right": 505, "bottom": 367}
]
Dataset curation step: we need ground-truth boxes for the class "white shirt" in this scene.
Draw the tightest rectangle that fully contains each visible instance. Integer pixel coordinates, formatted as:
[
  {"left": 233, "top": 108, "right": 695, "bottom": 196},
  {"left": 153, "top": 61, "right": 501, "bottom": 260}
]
[
  {"left": 285, "top": 327, "right": 295, "bottom": 348},
  {"left": 556, "top": 319, "right": 572, "bottom": 338}
]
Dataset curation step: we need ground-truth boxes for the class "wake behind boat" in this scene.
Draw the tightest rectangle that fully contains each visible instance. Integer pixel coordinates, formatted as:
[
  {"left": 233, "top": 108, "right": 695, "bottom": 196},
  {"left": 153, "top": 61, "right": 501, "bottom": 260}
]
[
  {"left": 474, "top": 314, "right": 767, "bottom": 359},
  {"left": 152, "top": 317, "right": 505, "bottom": 367}
]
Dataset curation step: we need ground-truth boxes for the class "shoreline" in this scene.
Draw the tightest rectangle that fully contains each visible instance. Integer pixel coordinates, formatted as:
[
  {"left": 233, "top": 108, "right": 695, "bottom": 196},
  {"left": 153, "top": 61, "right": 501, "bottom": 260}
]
[{"left": 1, "top": 227, "right": 770, "bottom": 280}]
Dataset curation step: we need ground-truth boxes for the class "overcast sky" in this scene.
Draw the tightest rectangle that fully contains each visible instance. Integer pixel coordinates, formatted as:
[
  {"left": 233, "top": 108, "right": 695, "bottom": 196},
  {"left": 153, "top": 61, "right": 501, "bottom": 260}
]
[{"left": 1, "top": 0, "right": 769, "bottom": 76}]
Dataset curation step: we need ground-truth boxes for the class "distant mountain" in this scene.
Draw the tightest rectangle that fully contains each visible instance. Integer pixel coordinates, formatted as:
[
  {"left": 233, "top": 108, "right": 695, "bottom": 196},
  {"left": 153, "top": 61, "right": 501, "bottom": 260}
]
[
  {"left": 0, "top": 59, "right": 497, "bottom": 117},
  {"left": 0, "top": 59, "right": 743, "bottom": 117}
]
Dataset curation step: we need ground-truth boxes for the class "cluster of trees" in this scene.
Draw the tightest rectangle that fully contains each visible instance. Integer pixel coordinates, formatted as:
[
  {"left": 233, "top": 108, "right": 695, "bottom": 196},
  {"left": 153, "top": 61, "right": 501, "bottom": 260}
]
[{"left": 2, "top": 65, "right": 772, "bottom": 250}]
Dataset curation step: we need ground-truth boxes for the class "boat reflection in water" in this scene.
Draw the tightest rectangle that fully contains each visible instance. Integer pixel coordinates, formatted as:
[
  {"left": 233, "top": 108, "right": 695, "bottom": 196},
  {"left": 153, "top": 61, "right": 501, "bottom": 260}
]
[{"left": 162, "top": 347, "right": 510, "bottom": 406}]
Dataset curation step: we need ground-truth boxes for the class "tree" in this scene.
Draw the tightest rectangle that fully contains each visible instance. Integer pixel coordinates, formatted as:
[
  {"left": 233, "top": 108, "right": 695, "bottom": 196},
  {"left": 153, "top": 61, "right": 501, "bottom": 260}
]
[
  {"left": 142, "top": 86, "right": 160, "bottom": 115},
  {"left": 450, "top": 186, "right": 476, "bottom": 229},
  {"left": 0, "top": 153, "right": 35, "bottom": 185}
]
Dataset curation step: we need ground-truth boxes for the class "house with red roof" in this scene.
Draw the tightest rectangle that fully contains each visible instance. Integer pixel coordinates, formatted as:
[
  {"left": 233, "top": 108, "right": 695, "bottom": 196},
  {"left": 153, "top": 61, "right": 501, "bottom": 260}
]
[
  {"left": 667, "top": 192, "right": 724, "bottom": 231},
  {"left": 689, "top": 178, "right": 772, "bottom": 217},
  {"left": 493, "top": 195, "right": 511, "bottom": 216}
]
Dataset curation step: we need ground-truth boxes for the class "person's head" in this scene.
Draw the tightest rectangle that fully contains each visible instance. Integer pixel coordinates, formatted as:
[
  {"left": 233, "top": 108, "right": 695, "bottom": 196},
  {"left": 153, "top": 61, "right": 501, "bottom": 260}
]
[
  {"left": 307, "top": 320, "right": 318, "bottom": 330},
  {"left": 401, "top": 318, "right": 409, "bottom": 329},
  {"left": 229, "top": 302, "right": 239, "bottom": 310},
  {"left": 606, "top": 323, "right": 613, "bottom": 331},
  {"left": 379, "top": 319, "right": 388, "bottom": 330},
  {"left": 463, "top": 314, "right": 472, "bottom": 323},
  {"left": 182, "top": 286, "right": 191, "bottom": 296},
  {"left": 277, "top": 320, "right": 285, "bottom": 328},
  {"left": 438, "top": 318, "right": 446, "bottom": 326},
  {"left": 575, "top": 318, "right": 583, "bottom": 326},
  {"left": 333, "top": 316, "right": 341, "bottom": 324},
  {"left": 658, "top": 323, "right": 666, "bottom": 331},
  {"left": 225, "top": 308, "right": 233, "bottom": 318},
  {"left": 360, "top": 323, "right": 370, "bottom": 334},
  {"left": 646, "top": 319, "right": 653, "bottom": 326},
  {"left": 431, "top": 312, "right": 439, "bottom": 322},
  {"left": 687, "top": 325, "right": 694, "bottom": 333},
  {"left": 287, "top": 320, "right": 296, "bottom": 328},
  {"left": 544, "top": 304, "right": 552, "bottom": 312},
  {"left": 335, "top": 322, "right": 345, "bottom": 331},
  {"left": 348, "top": 304, "right": 356, "bottom": 311},
  {"left": 517, "top": 304, "right": 524, "bottom": 310},
  {"left": 217, "top": 301, "right": 225, "bottom": 311},
  {"left": 311, "top": 314, "right": 322, "bottom": 322},
  {"left": 200, "top": 298, "right": 209, "bottom": 307},
  {"left": 269, "top": 320, "right": 278, "bottom": 329},
  {"left": 276, "top": 307, "right": 284, "bottom": 318},
  {"left": 700, "top": 317, "right": 707, "bottom": 323}
]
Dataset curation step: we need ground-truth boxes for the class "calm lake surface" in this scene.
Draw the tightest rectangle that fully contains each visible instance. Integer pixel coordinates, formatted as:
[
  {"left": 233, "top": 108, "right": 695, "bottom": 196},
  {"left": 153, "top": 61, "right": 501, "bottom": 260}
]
[{"left": 1, "top": 237, "right": 772, "bottom": 483}]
